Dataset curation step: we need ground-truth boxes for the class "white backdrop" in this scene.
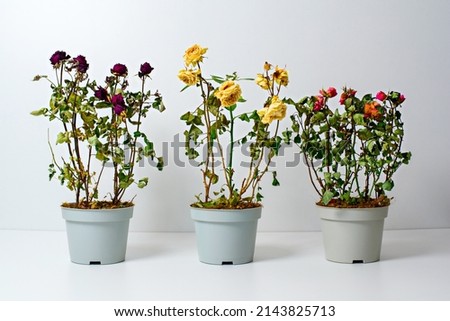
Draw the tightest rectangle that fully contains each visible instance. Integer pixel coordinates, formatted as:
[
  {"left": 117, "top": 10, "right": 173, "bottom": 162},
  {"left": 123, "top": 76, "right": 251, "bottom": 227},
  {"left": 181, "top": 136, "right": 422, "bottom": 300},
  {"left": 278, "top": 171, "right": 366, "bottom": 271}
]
[{"left": 1, "top": 0, "right": 449, "bottom": 232}]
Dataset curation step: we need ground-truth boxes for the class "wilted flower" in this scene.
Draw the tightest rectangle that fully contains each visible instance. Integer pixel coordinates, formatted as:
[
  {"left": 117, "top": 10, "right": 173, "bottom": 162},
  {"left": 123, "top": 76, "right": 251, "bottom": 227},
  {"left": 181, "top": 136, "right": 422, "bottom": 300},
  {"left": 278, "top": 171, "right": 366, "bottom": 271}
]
[
  {"left": 94, "top": 87, "right": 108, "bottom": 101},
  {"left": 339, "top": 88, "right": 357, "bottom": 105},
  {"left": 214, "top": 80, "right": 242, "bottom": 107},
  {"left": 255, "top": 73, "right": 270, "bottom": 90},
  {"left": 257, "top": 96, "right": 287, "bottom": 124},
  {"left": 111, "top": 63, "right": 128, "bottom": 76},
  {"left": 50, "top": 50, "right": 70, "bottom": 66},
  {"left": 139, "top": 62, "right": 154, "bottom": 78},
  {"left": 364, "top": 101, "right": 381, "bottom": 119},
  {"left": 320, "top": 87, "right": 337, "bottom": 98},
  {"left": 313, "top": 95, "right": 325, "bottom": 111},
  {"left": 178, "top": 69, "right": 200, "bottom": 86},
  {"left": 73, "top": 55, "right": 89, "bottom": 73},
  {"left": 111, "top": 94, "right": 126, "bottom": 115},
  {"left": 393, "top": 92, "right": 406, "bottom": 104},
  {"left": 273, "top": 66, "right": 289, "bottom": 86},
  {"left": 183, "top": 44, "right": 208, "bottom": 67}
]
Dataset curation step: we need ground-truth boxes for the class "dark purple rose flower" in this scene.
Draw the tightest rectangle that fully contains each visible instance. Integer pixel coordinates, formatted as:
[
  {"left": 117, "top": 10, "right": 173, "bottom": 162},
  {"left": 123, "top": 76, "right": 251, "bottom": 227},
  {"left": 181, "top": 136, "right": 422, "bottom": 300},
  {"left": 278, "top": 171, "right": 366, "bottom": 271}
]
[
  {"left": 138, "top": 62, "right": 154, "bottom": 77},
  {"left": 94, "top": 87, "right": 108, "bottom": 101},
  {"left": 111, "top": 94, "right": 125, "bottom": 106},
  {"left": 73, "top": 55, "right": 89, "bottom": 73},
  {"left": 111, "top": 63, "right": 128, "bottom": 76},
  {"left": 111, "top": 94, "right": 126, "bottom": 115},
  {"left": 50, "top": 50, "right": 70, "bottom": 66},
  {"left": 114, "top": 105, "right": 126, "bottom": 115}
]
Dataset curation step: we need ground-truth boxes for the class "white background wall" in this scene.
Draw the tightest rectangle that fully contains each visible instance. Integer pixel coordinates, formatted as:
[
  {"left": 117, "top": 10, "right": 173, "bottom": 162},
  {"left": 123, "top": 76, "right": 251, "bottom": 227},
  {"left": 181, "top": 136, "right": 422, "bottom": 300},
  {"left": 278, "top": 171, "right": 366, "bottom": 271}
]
[{"left": 1, "top": 0, "right": 449, "bottom": 232}]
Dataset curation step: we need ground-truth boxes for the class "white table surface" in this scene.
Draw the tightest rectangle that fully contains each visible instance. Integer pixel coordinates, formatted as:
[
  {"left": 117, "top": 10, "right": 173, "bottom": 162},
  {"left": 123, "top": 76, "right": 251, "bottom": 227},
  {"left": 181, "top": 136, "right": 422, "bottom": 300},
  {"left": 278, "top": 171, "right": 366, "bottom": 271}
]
[{"left": 1, "top": 229, "right": 449, "bottom": 301}]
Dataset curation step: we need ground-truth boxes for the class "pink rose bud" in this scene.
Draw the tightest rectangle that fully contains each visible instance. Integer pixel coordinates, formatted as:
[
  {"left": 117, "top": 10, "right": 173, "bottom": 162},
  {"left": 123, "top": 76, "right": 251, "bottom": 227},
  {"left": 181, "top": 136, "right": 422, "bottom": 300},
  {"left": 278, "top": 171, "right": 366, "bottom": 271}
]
[
  {"left": 376, "top": 91, "right": 387, "bottom": 101},
  {"left": 313, "top": 95, "right": 325, "bottom": 111},
  {"left": 327, "top": 87, "right": 337, "bottom": 98},
  {"left": 320, "top": 87, "right": 337, "bottom": 98},
  {"left": 398, "top": 94, "right": 406, "bottom": 104}
]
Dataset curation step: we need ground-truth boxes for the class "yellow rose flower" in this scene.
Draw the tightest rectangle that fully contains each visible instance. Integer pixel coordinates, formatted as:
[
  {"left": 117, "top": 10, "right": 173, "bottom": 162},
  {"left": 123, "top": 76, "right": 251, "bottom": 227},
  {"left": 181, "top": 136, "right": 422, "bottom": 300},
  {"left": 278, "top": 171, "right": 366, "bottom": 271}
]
[
  {"left": 258, "top": 96, "right": 287, "bottom": 124},
  {"left": 264, "top": 62, "right": 272, "bottom": 71},
  {"left": 214, "top": 80, "right": 242, "bottom": 107},
  {"left": 183, "top": 44, "right": 208, "bottom": 67},
  {"left": 255, "top": 73, "right": 270, "bottom": 90},
  {"left": 273, "top": 66, "right": 289, "bottom": 87},
  {"left": 257, "top": 108, "right": 267, "bottom": 120},
  {"left": 178, "top": 69, "right": 200, "bottom": 86}
]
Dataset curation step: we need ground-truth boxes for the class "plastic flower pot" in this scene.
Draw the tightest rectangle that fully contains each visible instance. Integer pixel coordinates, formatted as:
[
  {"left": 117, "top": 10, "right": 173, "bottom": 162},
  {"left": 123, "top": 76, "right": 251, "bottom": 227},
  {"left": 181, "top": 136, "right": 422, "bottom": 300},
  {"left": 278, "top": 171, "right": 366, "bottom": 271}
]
[
  {"left": 191, "top": 206, "right": 262, "bottom": 265},
  {"left": 317, "top": 205, "right": 388, "bottom": 264},
  {"left": 61, "top": 206, "right": 133, "bottom": 265}
]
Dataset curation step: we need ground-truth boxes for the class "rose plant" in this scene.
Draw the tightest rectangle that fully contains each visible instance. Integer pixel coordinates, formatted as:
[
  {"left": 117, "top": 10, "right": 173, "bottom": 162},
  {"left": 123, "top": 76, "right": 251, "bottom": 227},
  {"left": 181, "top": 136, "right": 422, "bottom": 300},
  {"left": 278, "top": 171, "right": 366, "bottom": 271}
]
[
  {"left": 289, "top": 87, "right": 411, "bottom": 207},
  {"left": 178, "top": 44, "right": 290, "bottom": 209},
  {"left": 32, "top": 50, "right": 165, "bottom": 209}
]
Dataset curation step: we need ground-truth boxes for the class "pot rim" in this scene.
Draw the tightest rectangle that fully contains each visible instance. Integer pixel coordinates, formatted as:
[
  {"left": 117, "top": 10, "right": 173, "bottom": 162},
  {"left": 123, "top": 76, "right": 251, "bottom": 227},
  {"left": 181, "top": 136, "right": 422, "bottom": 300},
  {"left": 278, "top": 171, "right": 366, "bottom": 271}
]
[
  {"left": 191, "top": 206, "right": 262, "bottom": 223},
  {"left": 61, "top": 205, "right": 134, "bottom": 223},
  {"left": 316, "top": 204, "right": 388, "bottom": 221}
]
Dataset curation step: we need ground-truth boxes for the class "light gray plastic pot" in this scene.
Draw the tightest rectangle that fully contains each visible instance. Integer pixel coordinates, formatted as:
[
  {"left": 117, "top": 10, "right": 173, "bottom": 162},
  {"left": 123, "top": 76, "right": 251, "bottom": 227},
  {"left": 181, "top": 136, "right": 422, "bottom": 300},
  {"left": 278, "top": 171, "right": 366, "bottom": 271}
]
[
  {"left": 191, "top": 206, "right": 262, "bottom": 265},
  {"left": 61, "top": 206, "right": 133, "bottom": 265},
  {"left": 317, "top": 205, "right": 388, "bottom": 264}
]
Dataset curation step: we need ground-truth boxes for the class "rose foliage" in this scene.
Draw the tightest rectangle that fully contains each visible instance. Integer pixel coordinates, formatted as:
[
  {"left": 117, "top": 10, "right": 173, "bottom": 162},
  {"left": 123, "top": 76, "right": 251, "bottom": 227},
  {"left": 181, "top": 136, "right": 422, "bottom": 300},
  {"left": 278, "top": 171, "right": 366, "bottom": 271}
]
[
  {"left": 32, "top": 51, "right": 165, "bottom": 208},
  {"left": 178, "top": 45, "right": 290, "bottom": 208},
  {"left": 288, "top": 87, "right": 411, "bottom": 207}
]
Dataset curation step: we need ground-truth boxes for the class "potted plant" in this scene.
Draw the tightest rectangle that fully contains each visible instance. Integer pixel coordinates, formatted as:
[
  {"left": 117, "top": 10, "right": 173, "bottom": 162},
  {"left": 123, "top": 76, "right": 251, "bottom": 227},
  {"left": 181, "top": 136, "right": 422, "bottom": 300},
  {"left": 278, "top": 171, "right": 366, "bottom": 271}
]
[
  {"left": 32, "top": 51, "right": 165, "bottom": 264},
  {"left": 289, "top": 87, "right": 411, "bottom": 263},
  {"left": 178, "top": 44, "right": 289, "bottom": 265}
]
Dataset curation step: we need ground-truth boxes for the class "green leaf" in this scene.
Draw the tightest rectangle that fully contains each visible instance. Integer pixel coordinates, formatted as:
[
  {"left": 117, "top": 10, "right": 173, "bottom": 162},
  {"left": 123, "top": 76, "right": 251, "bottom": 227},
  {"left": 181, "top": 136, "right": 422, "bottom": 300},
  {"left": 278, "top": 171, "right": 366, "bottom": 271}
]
[
  {"left": 272, "top": 171, "right": 280, "bottom": 186},
  {"left": 239, "top": 113, "right": 250, "bottom": 122},
  {"left": 137, "top": 177, "right": 149, "bottom": 188},
  {"left": 30, "top": 108, "right": 48, "bottom": 116},
  {"left": 367, "top": 140, "right": 376, "bottom": 153},
  {"left": 205, "top": 170, "right": 219, "bottom": 184},
  {"left": 211, "top": 75, "right": 225, "bottom": 84},
  {"left": 96, "top": 152, "right": 109, "bottom": 161},
  {"left": 180, "top": 85, "right": 190, "bottom": 92},
  {"left": 56, "top": 132, "right": 69, "bottom": 144},
  {"left": 95, "top": 102, "right": 111, "bottom": 109},
  {"left": 321, "top": 190, "right": 334, "bottom": 205},
  {"left": 186, "top": 148, "right": 199, "bottom": 160},
  {"left": 152, "top": 99, "right": 166, "bottom": 112},
  {"left": 353, "top": 113, "right": 365, "bottom": 126},
  {"left": 225, "top": 104, "right": 237, "bottom": 112},
  {"left": 311, "top": 112, "right": 325, "bottom": 124},
  {"left": 284, "top": 98, "right": 296, "bottom": 105},
  {"left": 189, "top": 125, "right": 203, "bottom": 139},
  {"left": 48, "top": 164, "right": 56, "bottom": 181},
  {"left": 256, "top": 192, "right": 264, "bottom": 202},
  {"left": 382, "top": 179, "right": 394, "bottom": 191},
  {"left": 156, "top": 157, "right": 164, "bottom": 171},
  {"left": 88, "top": 136, "right": 99, "bottom": 146}
]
